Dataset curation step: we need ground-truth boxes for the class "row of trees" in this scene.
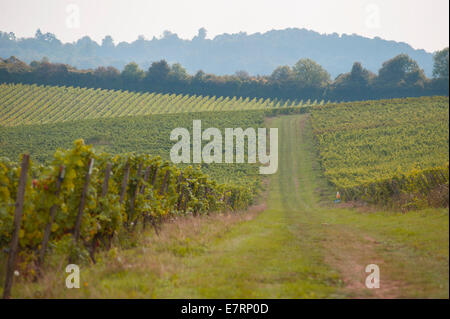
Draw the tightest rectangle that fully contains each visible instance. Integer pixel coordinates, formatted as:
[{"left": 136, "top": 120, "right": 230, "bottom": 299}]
[{"left": 0, "top": 48, "right": 448, "bottom": 102}]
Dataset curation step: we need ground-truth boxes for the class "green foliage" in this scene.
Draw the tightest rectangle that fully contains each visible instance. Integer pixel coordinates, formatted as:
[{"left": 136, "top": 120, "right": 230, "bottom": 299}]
[
  {"left": 293, "top": 58, "right": 331, "bottom": 88},
  {"left": 122, "top": 62, "right": 145, "bottom": 82},
  {"left": 0, "top": 140, "right": 254, "bottom": 270},
  {"left": 310, "top": 96, "right": 449, "bottom": 206},
  {"left": 270, "top": 66, "right": 294, "bottom": 83},
  {"left": 0, "top": 110, "right": 264, "bottom": 188},
  {"left": 433, "top": 47, "right": 449, "bottom": 79},
  {"left": 0, "top": 107, "right": 267, "bottom": 272},
  {"left": 333, "top": 62, "right": 375, "bottom": 89},
  {"left": 376, "top": 54, "right": 427, "bottom": 88}
]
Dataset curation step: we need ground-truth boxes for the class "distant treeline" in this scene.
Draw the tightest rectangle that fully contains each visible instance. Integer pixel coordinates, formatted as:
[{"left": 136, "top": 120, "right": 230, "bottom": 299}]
[
  {"left": 0, "top": 48, "right": 448, "bottom": 102},
  {"left": 0, "top": 28, "right": 437, "bottom": 78}
]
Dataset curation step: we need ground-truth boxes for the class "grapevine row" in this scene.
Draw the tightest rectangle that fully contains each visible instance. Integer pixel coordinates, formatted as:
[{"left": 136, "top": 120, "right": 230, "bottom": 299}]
[
  {"left": 0, "top": 83, "right": 328, "bottom": 127},
  {"left": 310, "top": 96, "right": 449, "bottom": 207},
  {"left": 0, "top": 139, "right": 254, "bottom": 295},
  {"left": 339, "top": 164, "right": 449, "bottom": 208}
]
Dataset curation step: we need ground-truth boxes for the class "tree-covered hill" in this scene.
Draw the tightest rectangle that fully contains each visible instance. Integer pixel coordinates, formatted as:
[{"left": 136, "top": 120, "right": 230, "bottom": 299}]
[{"left": 0, "top": 28, "right": 436, "bottom": 78}]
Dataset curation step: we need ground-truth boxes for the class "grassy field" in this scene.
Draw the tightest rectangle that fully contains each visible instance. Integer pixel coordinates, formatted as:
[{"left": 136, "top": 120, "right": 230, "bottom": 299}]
[{"left": 8, "top": 114, "right": 448, "bottom": 298}]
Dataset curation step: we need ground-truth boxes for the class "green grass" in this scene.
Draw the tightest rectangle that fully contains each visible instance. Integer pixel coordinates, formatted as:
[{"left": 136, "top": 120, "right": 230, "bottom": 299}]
[{"left": 8, "top": 114, "right": 448, "bottom": 298}]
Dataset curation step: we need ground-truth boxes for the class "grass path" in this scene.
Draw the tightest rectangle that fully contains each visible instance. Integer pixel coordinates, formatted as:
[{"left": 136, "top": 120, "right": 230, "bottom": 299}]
[
  {"left": 148, "top": 114, "right": 449, "bottom": 298},
  {"left": 12, "top": 114, "right": 448, "bottom": 298}
]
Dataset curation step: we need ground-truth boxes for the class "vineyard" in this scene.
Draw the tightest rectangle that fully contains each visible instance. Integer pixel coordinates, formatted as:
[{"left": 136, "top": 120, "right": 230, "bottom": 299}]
[
  {"left": 0, "top": 139, "right": 254, "bottom": 297},
  {"left": 0, "top": 86, "right": 448, "bottom": 298},
  {"left": 0, "top": 110, "right": 264, "bottom": 190},
  {"left": 310, "top": 96, "right": 450, "bottom": 207},
  {"left": 0, "top": 83, "right": 327, "bottom": 127},
  {"left": 0, "top": 91, "right": 268, "bottom": 297}
]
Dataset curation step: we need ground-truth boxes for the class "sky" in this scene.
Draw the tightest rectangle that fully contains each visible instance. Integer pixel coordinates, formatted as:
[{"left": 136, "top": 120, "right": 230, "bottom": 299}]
[{"left": 0, "top": 0, "right": 448, "bottom": 53}]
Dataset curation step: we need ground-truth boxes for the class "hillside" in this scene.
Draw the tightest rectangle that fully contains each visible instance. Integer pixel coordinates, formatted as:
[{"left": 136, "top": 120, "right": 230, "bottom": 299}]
[
  {"left": 0, "top": 110, "right": 263, "bottom": 188},
  {"left": 0, "top": 83, "right": 316, "bottom": 127},
  {"left": 310, "top": 96, "right": 449, "bottom": 207},
  {"left": 0, "top": 86, "right": 448, "bottom": 299},
  {"left": 6, "top": 114, "right": 448, "bottom": 298},
  {"left": 1, "top": 83, "right": 447, "bottom": 207},
  {"left": 1, "top": 0, "right": 449, "bottom": 303}
]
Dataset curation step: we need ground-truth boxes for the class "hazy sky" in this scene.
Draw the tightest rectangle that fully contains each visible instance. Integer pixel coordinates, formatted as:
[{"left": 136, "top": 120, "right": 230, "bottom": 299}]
[{"left": 0, "top": 0, "right": 448, "bottom": 52}]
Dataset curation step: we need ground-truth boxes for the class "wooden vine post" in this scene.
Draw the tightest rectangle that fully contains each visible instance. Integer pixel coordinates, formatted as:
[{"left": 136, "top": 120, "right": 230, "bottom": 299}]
[
  {"left": 101, "top": 163, "right": 112, "bottom": 197},
  {"left": 159, "top": 169, "right": 170, "bottom": 195},
  {"left": 89, "top": 163, "right": 112, "bottom": 262},
  {"left": 147, "top": 165, "right": 164, "bottom": 234},
  {"left": 156, "top": 169, "right": 170, "bottom": 225},
  {"left": 193, "top": 182, "right": 202, "bottom": 216},
  {"left": 182, "top": 181, "right": 191, "bottom": 213},
  {"left": 73, "top": 158, "right": 94, "bottom": 244},
  {"left": 3, "top": 154, "right": 30, "bottom": 299},
  {"left": 119, "top": 161, "right": 130, "bottom": 204},
  {"left": 140, "top": 166, "right": 152, "bottom": 194},
  {"left": 36, "top": 165, "right": 65, "bottom": 274},
  {"left": 147, "top": 165, "right": 160, "bottom": 230},
  {"left": 140, "top": 166, "right": 151, "bottom": 230},
  {"left": 103, "top": 163, "right": 116, "bottom": 250},
  {"left": 176, "top": 173, "right": 184, "bottom": 211},
  {"left": 151, "top": 166, "right": 158, "bottom": 186},
  {"left": 129, "top": 163, "right": 143, "bottom": 229}
]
